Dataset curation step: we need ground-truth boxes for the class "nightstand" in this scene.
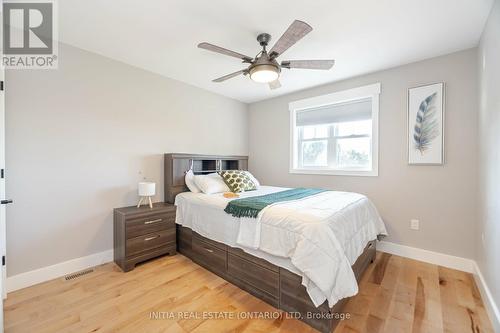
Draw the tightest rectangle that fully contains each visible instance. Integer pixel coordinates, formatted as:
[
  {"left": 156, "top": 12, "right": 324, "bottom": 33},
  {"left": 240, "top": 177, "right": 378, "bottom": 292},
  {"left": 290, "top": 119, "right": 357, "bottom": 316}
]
[{"left": 113, "top": 202, "right": 176, "bottom": 272}]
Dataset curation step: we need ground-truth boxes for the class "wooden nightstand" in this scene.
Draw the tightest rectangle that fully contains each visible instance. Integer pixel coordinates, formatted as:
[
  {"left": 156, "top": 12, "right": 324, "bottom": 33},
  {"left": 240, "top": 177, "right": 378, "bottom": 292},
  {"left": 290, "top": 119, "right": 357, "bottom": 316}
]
[{"left": 113, "top": 202, "right": 176, "bottom": 272}]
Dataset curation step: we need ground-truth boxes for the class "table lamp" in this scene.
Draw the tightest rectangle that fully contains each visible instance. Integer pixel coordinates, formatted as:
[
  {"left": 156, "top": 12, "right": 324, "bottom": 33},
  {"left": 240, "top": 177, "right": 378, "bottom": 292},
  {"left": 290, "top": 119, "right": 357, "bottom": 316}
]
[{"left": 137, "top": 182, "right": 155, "bottom": 208}]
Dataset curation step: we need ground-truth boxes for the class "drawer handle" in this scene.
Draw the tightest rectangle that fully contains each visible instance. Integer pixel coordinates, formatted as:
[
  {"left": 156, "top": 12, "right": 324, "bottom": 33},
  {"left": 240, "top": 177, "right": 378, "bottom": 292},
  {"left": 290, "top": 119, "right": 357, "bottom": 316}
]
[
  {"left": 204, "top": 248, "right": 214, "bottom": 253},
  {"left": 144, "top": 219, "right": 162, "bottom": 225},
  {"left": 144, "top": 235, "right": 160, "bottom": 242}
]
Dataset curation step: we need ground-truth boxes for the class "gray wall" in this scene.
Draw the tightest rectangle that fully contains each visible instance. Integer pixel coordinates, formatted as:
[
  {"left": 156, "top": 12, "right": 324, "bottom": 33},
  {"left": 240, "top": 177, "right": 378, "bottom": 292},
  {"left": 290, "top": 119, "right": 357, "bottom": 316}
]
[
  {"left": 5, "top": 43, "right": 248, "bottom": 276},
  {"left": 248, "top": 49, "right": 478, "bottom": 259},
  {"left": 4, "top": 39, "right": 487, "bottom": 279},
  {"left": 478, "top": 0, "right": 500, "bottom": 320}
]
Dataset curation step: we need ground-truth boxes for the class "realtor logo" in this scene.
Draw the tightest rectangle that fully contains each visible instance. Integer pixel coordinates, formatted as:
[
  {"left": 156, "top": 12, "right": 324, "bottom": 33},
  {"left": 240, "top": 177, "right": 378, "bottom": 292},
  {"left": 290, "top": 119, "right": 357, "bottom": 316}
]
[{"left": 2, "top": 0, "right": 58, "bottom": 69}]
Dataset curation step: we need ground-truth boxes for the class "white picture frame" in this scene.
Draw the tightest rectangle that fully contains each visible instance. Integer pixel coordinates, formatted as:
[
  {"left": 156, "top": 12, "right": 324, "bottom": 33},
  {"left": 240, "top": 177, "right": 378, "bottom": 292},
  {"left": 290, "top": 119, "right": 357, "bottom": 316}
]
[{"left": 407, "top": 82, "right": 444, "bottom": 165}]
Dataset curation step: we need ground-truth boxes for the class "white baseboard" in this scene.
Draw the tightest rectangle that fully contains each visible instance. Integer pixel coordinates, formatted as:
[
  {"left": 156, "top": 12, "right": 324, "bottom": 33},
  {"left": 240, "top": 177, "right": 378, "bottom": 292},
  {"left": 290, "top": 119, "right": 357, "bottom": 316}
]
[
  {"left": 377, "top": 240, "right": 475, "bottom": 273},
  {"left": 473, "top": 262, "right": 500, "bottom": 332},
  {"left": 378, "top": 240, "right": 499, "bottom": 329},
  {"left": 6, "top": 249, "right": 113, "bottom": 293}
]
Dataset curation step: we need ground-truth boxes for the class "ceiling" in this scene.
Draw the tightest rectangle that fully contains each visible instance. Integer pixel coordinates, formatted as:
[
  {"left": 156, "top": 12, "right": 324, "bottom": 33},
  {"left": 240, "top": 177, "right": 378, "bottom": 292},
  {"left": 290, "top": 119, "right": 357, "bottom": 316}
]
[{"left": 58, "top": 0, "right": 493, "bottom": 103}]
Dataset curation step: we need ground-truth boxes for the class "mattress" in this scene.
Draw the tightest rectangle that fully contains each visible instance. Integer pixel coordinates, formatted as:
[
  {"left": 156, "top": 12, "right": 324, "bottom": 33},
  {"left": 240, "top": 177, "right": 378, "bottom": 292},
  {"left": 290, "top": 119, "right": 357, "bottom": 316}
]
[
  {"left": 174, "top": 186, "right": 301, "bottom": 274},
  {"left": 174, "top": 185, "right": 387, "bottom": 307}
]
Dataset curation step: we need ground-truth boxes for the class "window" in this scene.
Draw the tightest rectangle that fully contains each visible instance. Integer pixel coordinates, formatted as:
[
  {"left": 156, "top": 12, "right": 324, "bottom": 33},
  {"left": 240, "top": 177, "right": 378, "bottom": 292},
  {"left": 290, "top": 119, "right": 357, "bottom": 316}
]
[{"left": 290, "top": 83, "right": 380, "bottom": 176}]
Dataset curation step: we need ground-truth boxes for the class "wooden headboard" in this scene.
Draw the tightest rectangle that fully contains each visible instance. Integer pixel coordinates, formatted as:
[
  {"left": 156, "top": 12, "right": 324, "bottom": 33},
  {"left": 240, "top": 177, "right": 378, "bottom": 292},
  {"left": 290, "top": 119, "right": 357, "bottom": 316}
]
[{"left": 164, "top": 153, "right": 248, "bottom": 203}]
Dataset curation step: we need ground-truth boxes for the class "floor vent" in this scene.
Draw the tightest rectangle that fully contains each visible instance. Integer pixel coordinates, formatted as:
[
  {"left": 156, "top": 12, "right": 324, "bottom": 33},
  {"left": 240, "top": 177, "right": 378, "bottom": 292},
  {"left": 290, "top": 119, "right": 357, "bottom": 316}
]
[{"left": 65, "top": 269, "right": 94, "bottom": 281}]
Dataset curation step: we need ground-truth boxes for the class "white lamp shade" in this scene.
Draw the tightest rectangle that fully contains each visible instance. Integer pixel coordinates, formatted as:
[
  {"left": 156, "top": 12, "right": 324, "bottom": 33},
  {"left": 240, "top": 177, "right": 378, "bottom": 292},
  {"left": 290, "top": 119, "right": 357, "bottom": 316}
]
[
  {"left": 249, "top": 65, "right": 279, "bottom": 83},
  {"left": 138, "top": 182, "right": 156, "bottom": 196}
]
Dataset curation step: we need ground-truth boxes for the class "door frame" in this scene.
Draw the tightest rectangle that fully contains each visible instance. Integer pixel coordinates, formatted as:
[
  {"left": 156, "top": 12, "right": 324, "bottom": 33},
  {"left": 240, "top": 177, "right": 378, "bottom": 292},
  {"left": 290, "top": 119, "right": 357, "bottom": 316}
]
[{"left": 0, "top": 65, "right": 6, "bottom": 332}]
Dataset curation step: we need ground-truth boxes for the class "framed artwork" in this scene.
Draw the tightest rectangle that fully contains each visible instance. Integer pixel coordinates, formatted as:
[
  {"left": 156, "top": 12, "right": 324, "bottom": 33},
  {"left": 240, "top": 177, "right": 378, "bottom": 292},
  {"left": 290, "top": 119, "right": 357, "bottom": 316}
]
[{"left": 407, "top": 82, "right": 444, "bottom": 165}]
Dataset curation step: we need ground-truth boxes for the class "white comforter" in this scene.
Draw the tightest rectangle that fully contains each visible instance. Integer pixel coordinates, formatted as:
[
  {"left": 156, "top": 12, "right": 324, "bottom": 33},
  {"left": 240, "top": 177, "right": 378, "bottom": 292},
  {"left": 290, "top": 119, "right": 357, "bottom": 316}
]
[{"left": 175, "top": 186, "right": 387, "bottom": 307}]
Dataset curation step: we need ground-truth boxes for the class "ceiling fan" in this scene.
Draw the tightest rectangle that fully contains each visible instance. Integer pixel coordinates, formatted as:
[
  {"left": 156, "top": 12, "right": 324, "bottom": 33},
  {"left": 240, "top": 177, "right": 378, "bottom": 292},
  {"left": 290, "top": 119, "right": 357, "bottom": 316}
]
[{"left": 198, "top": 20, "right": 335, "bottom": 90}]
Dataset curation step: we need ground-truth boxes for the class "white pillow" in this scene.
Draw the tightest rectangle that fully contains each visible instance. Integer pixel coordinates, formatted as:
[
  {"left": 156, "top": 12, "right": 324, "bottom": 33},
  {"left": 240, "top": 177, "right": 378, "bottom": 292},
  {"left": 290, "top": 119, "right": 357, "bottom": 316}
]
[
  {"left": 185, "top": 170, "right": 201, "bottom": 193},
  {"left": 194, "top": 173, "right": 230, "bottom": 194},
  {"left": 245, "top": 171, "right": 260, "bottom": 187}
]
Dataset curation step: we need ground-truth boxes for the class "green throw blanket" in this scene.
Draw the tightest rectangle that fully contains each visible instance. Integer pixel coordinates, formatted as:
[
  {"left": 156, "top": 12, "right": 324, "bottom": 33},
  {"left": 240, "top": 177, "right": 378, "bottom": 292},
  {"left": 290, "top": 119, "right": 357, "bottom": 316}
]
[{"left": 224, "top": 188, "right": 328, "bottom": 218}]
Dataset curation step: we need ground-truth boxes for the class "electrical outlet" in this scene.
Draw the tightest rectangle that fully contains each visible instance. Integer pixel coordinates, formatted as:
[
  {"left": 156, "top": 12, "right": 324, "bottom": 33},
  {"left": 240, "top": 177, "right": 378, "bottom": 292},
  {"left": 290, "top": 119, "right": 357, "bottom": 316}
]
[{"left": 410, "top": 219, "right": 420, "bottom": 230}]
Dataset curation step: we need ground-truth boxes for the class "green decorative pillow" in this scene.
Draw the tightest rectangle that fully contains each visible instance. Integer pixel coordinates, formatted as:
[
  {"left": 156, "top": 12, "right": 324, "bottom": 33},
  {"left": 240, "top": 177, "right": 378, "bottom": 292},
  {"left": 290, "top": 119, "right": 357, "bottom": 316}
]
[{"left": 219, "top": 170, "right": 257, "bottom": 193}]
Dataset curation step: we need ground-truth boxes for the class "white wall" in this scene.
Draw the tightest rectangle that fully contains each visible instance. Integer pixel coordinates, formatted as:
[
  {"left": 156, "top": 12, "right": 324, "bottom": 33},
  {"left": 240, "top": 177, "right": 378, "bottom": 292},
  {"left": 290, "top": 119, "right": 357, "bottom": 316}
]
[
  {"left": 248, "top": 49, "right": 478, "bottom": 259},
  {"left": 5, "top": 43, "right": 248, "bottom": 276},
  {"left": 478, "top": 0, "right": 500, "bottom": 320}
]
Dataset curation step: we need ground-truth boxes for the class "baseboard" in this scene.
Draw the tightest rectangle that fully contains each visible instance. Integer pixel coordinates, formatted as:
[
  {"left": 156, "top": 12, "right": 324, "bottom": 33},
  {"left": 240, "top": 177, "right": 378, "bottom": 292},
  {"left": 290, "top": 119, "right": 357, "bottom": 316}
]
[
  {"left": 377, "top": 240, "right": 475, "bottom": 273},
  {"left": 6, "top": 249, "right": 113, "bottom": 293},
  {"left": 473, "top": 262, "right": 500, "bottom": 332}
]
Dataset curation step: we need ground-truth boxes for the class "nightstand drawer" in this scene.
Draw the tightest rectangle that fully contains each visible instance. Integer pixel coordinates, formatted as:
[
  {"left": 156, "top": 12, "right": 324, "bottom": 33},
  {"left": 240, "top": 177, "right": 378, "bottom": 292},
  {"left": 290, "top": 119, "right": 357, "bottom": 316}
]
[
  {"left": 126, "top": 212, "right": 175, "bottom": 239},
  {"left": 126, "top": 229, "right": 176, "bottom": 257}
]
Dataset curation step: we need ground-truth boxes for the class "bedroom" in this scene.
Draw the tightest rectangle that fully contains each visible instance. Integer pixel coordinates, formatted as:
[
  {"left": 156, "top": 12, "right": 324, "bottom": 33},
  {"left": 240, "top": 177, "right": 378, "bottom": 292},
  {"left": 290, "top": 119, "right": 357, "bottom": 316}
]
[{"left": 0, "top": 0, "right": 499, "bottom": 332}]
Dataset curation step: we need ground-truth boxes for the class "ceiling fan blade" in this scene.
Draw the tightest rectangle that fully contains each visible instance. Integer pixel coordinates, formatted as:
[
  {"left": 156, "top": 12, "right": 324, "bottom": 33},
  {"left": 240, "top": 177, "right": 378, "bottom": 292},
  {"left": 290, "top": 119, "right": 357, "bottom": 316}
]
[
  {"left": 198, "top": 42, "right": 253, "bottom": 62},
  {"left": 269, "top": 20, "right": 313, "bottom": 58},
  {"left": 268, "top": 79, "right": 281, "bottom": 90},
  {"left": 212, "top": 69, "right": 246, "bottom": 82},
  {"left": 281, "top": 60, "right": 335, "bottom": 70}
]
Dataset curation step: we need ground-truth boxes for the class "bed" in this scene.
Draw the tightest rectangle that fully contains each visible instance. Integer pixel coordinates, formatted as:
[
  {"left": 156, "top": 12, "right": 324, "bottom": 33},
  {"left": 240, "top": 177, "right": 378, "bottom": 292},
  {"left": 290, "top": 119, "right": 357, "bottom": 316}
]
[{"left": 164, "top": 153, "right": 387, "bottom": 333}]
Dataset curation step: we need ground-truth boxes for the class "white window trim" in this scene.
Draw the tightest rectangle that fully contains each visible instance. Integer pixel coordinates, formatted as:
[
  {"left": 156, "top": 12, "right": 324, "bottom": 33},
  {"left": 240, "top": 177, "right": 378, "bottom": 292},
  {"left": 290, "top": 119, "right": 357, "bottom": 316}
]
[{"left": 289, "top": 83, "right": 380, "bottom": 177}]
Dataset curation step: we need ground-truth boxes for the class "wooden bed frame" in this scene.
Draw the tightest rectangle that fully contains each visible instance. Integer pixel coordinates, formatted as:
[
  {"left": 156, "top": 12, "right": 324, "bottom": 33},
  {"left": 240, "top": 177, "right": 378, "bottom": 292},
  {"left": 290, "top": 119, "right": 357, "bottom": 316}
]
[{"left": 164, "top": 153, "right": 376, "bottom": 333}]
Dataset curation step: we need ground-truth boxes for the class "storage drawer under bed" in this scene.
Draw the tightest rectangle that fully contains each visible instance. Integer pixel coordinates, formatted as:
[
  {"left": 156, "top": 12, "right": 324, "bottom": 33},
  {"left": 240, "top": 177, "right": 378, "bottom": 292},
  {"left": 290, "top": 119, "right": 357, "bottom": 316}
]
[
  {"left": 187, "top": 228, "right": 280, "bottom": 304},
  {"left": 191, "top": 235, "right": 227, "bottom": 273},
  {"left": 227, "top": 252, "right": 279, "bottom": 298}
]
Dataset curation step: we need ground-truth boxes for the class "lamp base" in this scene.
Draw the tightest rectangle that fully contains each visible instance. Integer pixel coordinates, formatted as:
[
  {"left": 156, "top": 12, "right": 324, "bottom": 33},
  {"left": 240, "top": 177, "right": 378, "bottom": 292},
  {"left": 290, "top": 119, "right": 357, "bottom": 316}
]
[{"left": 137, "top": 196, "right": 153, "bottom": 209}]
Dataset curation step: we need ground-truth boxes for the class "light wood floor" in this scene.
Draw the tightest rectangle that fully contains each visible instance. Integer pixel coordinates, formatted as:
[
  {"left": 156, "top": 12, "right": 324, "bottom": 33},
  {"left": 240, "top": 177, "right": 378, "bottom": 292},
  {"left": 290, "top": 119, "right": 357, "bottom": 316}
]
[{"left": 4, "top": 252, "right": 493, "bottom": 333}]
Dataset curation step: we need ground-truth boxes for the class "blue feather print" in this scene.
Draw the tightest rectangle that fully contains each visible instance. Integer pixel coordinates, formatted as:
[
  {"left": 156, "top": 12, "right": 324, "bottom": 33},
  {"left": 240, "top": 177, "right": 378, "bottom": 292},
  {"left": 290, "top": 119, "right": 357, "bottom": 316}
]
[{"left": 413, "top": 93, "right": 439, "bottom": 154}]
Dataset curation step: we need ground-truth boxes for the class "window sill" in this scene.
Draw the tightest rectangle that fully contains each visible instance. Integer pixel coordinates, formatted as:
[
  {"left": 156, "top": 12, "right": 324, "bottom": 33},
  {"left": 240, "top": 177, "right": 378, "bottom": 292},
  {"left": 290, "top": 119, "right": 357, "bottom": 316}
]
[{"left": 289, "top": 168, "right": 378, "bottom": 177}]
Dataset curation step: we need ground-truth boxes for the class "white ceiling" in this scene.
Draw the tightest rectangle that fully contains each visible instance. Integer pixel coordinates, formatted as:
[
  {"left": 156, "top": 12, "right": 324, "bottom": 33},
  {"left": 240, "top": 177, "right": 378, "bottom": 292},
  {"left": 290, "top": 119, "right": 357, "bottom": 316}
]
[{"left": 59, "top": 0, "right": 493, "bottom": 103}]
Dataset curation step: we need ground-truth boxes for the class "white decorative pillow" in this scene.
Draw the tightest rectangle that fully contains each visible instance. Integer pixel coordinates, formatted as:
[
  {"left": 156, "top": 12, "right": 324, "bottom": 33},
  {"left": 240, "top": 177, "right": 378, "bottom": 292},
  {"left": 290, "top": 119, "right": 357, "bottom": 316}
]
[
  {"left": 194, "top": 173, "right": 230, "bottom": 194},
  {"left": 185, "top": 170, "right": 201, "bottom": 193},
  {"left": 245, "top": 171, "right": 260, "bottom": 187}
]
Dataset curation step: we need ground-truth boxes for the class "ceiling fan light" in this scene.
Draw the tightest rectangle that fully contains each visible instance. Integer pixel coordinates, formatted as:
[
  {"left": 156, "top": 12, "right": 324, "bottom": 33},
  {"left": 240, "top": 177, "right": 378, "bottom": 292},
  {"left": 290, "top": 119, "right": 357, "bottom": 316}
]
[{"left": 249, "top": 64, "right": 279, "bottom": 83}]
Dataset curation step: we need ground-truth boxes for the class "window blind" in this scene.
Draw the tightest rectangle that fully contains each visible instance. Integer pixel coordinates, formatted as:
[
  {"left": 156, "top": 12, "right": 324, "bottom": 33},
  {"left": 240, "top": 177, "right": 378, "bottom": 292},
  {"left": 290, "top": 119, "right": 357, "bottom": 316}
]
[{"left": 296, "top": 97, "right": 372, "bottom": 126}]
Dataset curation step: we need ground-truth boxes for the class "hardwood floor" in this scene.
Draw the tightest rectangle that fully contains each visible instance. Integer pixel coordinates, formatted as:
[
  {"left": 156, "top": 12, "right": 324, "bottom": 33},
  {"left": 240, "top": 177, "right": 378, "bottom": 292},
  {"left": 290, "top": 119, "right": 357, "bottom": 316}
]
[{"left": 4, "top": 252, "right": 493, "bottom": 333}]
